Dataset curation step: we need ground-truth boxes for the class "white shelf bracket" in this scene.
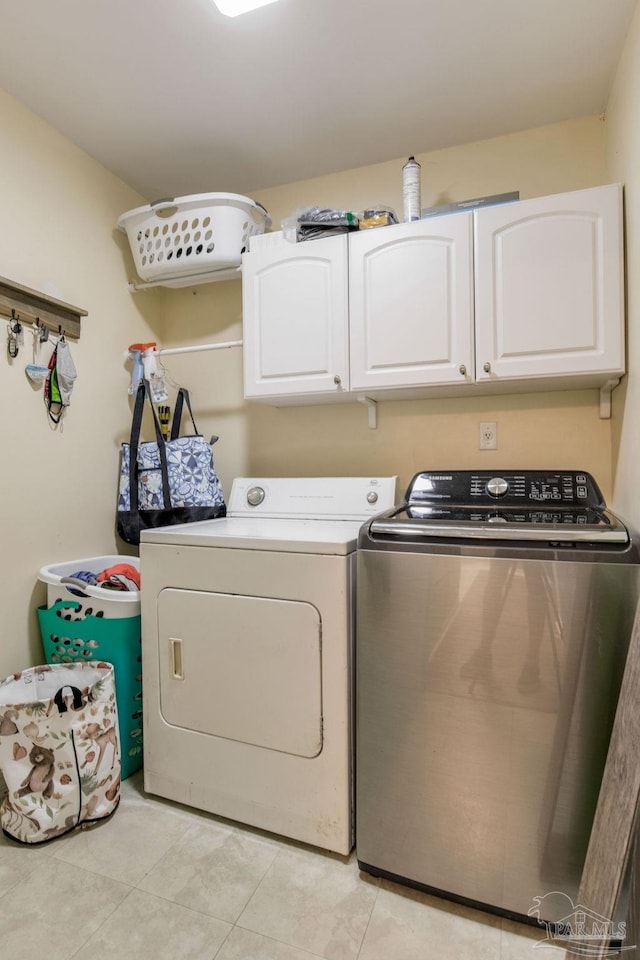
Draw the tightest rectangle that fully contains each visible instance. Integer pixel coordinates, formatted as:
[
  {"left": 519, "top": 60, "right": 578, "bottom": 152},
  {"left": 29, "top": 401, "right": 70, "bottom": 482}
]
[
  {"left": 599, "top": 378, "right": 621, "bottom": 419},
  {"left": 358, "top": 395, "right": 378, "bottom": 429},
  {"left": 126, "top": 265, "right": 242, "bottom": 291}
]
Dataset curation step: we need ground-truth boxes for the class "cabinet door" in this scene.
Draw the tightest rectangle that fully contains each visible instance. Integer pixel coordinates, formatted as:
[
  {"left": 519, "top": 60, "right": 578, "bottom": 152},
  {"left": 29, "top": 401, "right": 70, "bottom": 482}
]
[
  {"left": 242, "top": 233, "right": 349, "bottom": 399},
  {"left": 474, "top": 184, "right": 624, "bottom": 382},
  {"left": 349, "top": 216, "right": 474, "bottom": 392}
]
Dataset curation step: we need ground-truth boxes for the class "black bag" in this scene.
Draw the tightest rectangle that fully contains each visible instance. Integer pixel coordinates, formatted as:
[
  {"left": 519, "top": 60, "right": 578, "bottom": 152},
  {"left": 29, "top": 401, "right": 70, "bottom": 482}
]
[{"left": 117, "top": 381, "right": 226, "bottom": 546}]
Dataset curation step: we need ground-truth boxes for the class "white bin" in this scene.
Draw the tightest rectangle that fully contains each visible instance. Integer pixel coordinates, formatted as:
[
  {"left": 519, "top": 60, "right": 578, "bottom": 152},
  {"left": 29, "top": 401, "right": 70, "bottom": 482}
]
[
  {"left": 38, "top": 555, "right": 140, "bottom": 619},
  {"left": 117, "top": 193, "right": 271, "bottom": 285}
]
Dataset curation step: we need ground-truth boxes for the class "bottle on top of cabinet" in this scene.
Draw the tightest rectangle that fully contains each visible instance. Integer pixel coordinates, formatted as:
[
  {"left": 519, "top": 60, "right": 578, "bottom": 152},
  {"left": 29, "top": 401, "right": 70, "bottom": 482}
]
[{"left": 402, "top": 156, "right": 421, "bottom": 222}]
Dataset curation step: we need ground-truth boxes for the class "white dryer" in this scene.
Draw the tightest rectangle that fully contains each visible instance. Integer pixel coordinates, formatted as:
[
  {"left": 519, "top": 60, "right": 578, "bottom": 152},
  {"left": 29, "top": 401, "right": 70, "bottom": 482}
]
[{"left": 139, "top": 476, "right": 396, "bottom": 855}]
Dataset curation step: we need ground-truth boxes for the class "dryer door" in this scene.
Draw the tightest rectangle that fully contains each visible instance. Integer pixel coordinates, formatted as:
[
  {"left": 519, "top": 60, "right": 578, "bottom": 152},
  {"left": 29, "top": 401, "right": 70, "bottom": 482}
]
[{"left": 157, "top": 589, "right": 323, "bottom": 757}]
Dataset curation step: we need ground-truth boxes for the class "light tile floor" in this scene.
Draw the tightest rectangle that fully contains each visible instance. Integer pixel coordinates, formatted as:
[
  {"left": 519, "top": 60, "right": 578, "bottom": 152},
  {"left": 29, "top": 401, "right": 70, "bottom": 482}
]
[{"left": 0, "top": 773, "right": 559, "bottom": 960}]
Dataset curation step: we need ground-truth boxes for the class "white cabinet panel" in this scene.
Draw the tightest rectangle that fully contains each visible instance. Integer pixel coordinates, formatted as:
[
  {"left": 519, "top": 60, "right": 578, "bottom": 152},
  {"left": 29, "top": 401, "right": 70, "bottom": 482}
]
[
  {"left": 474, "top": 184, "right": 623, "bottom": 381},
  {"left": 241, "top": 185, "right": 624, "bottom": 407},
  {"left": 349, "top": 217, "right": 474, "bottom": 390},
  {"left": 242, "top": 233, "right": 349, "bottom": 398}
]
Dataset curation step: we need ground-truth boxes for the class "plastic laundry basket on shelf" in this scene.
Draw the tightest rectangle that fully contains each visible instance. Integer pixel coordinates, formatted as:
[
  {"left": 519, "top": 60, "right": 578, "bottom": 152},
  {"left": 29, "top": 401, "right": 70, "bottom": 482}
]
[
  {"left": 37, "top": 555, "right": 142, "bottom": 779},
  {"left": 117, "top": 192, "right": 271, "bottom": 286}
]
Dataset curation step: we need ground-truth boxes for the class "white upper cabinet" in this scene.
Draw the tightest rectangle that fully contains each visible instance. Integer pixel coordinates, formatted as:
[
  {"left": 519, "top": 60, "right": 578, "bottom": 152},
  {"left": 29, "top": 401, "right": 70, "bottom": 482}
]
[
  {"left": 349, "top": 216, "right": 474, "bottom": 391},
  {"left": 474, "top": 184, "right": 624, "bottom": 382},
  {"left": 242, "top": 233, "right": 349, "bottom": 400},
  {"left": 242, "top": 184, "right": 624, "bottom": 407}
]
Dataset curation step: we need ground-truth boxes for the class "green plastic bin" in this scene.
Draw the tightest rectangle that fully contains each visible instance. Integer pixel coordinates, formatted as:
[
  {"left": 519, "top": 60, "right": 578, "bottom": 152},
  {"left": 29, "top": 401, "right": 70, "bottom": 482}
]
[{"left": 37, "top": 600, "right": 142, "bottom": 780}]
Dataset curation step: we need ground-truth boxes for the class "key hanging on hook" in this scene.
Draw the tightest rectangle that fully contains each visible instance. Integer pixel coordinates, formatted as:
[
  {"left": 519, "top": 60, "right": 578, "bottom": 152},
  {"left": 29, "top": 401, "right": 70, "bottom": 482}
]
[
  {"left": 36, "top": 319, "right": 49, "bottom": 343},
  {"left": 9, "top": 309, "right": 24, "bottom": 348},
  {"left": 7, "top": 323, "right": 18, "bottom": 359}
]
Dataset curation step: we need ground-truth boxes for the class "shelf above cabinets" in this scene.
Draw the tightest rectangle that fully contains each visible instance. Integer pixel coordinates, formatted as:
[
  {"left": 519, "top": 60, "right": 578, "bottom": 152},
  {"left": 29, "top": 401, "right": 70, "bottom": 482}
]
[{"left": 241, "top": 183, "right": 624, "bottom": 418}]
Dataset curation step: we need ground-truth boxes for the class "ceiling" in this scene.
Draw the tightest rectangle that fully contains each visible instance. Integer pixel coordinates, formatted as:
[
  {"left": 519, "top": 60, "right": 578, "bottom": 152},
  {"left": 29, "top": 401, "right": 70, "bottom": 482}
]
[{"left": 0, "top": 0, "right": 636, "bottom": 201}]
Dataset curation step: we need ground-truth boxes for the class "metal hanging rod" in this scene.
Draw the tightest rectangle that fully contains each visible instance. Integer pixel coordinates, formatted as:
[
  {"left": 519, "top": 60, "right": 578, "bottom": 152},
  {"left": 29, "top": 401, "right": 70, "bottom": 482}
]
[
  {"left": 124, "top": 339, "right": 380, "bottom": 430},
  {"left": 156, "top": 340, "right": 243, "bottom": 357}
]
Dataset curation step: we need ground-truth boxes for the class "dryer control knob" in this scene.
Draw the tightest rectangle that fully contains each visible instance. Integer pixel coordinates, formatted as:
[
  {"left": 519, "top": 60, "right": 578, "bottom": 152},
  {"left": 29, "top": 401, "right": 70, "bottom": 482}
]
[
  {"left": 247, "top": 486, "right": 265, "bottom": 507},
  {"left": 486, "top": 477, "right": 509, "bottom": 498},
  {"left": 367, "top": 491, "right": 379, "bottom": 504}
]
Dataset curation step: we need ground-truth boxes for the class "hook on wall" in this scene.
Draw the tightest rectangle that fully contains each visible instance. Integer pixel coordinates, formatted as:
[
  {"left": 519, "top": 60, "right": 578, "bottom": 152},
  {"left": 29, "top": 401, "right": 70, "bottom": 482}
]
[
  {"left": 6, "top": 309, "right": 23, "bottom": 359},
  {"left": 35, "top": 318, "right": 49, "bottom": 342},
  {"left": 0, "top": 275, "right": 86, "bottom": 340}
]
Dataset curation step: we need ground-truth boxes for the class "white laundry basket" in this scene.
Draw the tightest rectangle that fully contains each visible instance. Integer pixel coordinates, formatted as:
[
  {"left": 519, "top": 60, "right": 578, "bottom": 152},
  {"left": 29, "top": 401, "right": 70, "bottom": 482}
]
[
  {"left": 117, "top": 192, "right": 271, "bottom": 285},
  {"left": 38, "top": 555, "right": 140, "bottom": 619}
]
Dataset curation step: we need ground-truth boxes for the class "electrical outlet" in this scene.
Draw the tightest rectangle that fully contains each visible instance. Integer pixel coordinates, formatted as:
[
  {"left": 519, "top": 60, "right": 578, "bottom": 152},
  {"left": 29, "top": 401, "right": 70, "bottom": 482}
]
[{"left": 479, "top": 421, "right": 497, "bottom": 450}]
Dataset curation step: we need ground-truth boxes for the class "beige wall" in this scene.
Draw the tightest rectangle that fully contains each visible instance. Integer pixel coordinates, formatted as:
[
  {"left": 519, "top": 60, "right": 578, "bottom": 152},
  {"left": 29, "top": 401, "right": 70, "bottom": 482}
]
[
  {"left": 157, "top": 116, "right": 612, "bottom": 508},
  {"left": 605, "top": 3, "right": 640, "bottom": 528},
  {"left": 0, "top": 97, "right": 617, "bottom": 681},
  {"left": 0, "top": 90, "right": 161, "bottom": 679},
  {"left": 256, "top": 114, "right": 607, "bottom": 228}
]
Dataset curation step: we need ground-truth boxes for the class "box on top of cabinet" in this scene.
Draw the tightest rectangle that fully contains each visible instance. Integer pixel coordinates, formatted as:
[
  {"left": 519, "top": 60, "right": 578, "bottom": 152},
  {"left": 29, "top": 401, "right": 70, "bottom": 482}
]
[{"left": 421, "top": 191, "right": 519, "bottom": 217}]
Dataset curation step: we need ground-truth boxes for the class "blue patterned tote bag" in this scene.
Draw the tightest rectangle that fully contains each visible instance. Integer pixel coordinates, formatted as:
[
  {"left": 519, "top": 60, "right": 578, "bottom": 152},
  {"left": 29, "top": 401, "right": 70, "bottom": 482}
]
[{"left": 117, "top": 382, "right": 226, "bottom": 545}]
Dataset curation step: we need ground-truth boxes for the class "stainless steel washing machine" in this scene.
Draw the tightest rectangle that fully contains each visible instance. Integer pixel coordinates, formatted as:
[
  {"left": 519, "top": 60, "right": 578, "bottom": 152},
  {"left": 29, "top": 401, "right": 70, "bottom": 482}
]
[{"left": 356, "top": 470, "right": 640, "bottom": 925}]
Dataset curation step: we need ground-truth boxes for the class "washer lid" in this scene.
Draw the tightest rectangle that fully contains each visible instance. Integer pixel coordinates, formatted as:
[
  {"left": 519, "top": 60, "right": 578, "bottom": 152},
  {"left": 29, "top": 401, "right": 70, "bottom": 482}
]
[
  {"left": 140, "top": 516, "right": 366, "bottom": 553},
  {"left": 368, "top": 509, "right": 630, "bottom": 544}
]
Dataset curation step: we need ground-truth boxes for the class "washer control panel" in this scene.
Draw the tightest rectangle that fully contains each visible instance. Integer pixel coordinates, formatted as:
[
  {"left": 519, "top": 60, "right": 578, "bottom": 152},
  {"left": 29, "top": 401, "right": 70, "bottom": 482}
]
[
  {"left": 407, "top": 471, "right": 604, "bottom": 508},
  {"left": 486, "top": 477, "right": 509, "bottom": 498}
]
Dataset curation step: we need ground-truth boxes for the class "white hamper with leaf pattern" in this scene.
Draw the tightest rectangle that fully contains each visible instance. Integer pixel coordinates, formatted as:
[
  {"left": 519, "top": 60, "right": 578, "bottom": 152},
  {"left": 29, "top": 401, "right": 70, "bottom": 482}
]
[{"left": 0, "top": 662, "right": 120, "bottom": 844}]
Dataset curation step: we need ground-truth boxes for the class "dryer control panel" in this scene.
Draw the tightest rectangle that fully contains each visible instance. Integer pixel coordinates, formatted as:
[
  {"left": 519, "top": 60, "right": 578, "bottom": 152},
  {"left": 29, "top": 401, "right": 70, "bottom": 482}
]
[{"left": 229, "top": 476, "right": 397, "bottom": 520}]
